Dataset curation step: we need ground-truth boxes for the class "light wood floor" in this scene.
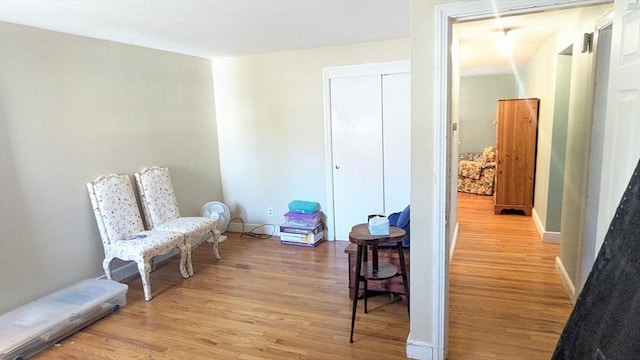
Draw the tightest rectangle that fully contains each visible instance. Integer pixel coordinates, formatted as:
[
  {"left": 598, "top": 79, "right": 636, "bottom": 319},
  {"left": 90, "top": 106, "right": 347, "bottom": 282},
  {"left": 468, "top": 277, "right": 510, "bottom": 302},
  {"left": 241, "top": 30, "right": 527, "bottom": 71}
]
[
  {"left": 448, "top": 193, "right": 573, "bottom": 359},
  {"left": 33, "top": 194, "right": 572, "bottom": 359}
]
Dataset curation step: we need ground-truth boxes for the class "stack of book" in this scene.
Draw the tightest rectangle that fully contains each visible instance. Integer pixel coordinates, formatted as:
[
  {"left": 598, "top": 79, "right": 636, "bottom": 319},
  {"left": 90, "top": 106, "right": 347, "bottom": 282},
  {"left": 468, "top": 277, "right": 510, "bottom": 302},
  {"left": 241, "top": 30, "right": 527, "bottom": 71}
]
[{"left": 279, "top": 211, "right": 324, "bottom": 247}]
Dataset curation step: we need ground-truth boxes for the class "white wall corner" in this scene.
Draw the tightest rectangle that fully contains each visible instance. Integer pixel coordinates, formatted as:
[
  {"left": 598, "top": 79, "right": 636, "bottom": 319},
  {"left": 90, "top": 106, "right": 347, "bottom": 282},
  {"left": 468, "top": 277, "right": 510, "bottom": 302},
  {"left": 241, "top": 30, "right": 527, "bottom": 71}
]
[
  {"left": 532, "top": 208, "right": 561, "bottom": 244},
  {"left": 555, "top": 256, "right": 577, "bottom": 304},
  {"left": 406, "top": 333, "right": 434, "bottom": 360},
  {"left": 449, "top": 222, "right": 459, "bottom": 265}
]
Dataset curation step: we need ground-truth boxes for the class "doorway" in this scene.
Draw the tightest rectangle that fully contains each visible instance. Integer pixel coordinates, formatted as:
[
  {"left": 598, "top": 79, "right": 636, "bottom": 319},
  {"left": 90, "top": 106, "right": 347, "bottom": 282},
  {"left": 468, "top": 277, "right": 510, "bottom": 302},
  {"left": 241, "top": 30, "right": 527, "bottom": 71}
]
[
  {"left": 546, "top": 45, "right": 573, "bottom": 240},
  {"left": 412, "top": 2, "right": 615, "bottom": 359},
  {"left": 578, "top": 16, "right": 613, "bottom": 291}
]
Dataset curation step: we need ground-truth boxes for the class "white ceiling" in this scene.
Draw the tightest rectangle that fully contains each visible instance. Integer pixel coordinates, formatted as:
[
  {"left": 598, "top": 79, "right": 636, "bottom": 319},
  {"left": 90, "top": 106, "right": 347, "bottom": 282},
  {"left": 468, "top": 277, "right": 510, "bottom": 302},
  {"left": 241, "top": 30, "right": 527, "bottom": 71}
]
[
  {"left": 454, "top": 7, "right": 583, "bottom": 74},
  {"left": 0, "top": 0, "right": 409, "bottom": 58},
  {"left": 0, "top": 1, "right": 587, "bottom": 72}
]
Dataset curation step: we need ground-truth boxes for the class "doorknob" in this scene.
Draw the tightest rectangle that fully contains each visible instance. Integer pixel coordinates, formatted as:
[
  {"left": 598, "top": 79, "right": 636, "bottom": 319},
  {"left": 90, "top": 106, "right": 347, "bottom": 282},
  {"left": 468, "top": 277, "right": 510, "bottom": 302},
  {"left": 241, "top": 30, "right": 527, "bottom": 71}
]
[{"left": 335, "top": 165, "right": 341, "bottom": 170}]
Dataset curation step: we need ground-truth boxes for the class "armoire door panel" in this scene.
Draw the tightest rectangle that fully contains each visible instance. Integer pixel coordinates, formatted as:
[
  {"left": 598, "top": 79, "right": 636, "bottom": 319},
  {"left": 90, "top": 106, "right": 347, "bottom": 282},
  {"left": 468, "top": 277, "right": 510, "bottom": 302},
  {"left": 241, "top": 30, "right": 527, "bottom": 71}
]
[{"left": 494, "top": 98, "right": 539, "bottom": 215}]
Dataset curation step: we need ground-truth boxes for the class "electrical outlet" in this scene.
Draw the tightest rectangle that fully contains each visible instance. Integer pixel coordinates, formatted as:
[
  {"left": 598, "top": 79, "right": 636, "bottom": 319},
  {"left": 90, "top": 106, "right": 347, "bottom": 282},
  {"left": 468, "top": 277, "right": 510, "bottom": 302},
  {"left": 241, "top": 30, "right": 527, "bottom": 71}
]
[{"left": 267, "top": 207, "right": 273, "bottom": 216}]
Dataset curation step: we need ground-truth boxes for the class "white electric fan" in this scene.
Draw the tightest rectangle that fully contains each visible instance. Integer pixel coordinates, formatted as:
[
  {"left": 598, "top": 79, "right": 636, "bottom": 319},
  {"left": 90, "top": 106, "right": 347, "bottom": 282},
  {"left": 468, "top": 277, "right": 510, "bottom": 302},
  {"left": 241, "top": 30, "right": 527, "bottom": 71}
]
[{"left": 200, "top": 201, "right": 231, "bottom": 243}]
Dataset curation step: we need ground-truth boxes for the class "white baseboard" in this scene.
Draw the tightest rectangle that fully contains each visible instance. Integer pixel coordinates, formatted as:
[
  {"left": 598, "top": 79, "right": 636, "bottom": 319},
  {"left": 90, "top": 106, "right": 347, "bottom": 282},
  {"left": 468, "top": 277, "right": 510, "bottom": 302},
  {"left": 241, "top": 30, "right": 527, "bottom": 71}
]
[
  {"left": 98, "top": 249, "right": 179, "bottom": 282},
  {"left": 543, "top": 231, "right": 561, "bottom": 244},
  {"left": 228, "top": 221, "right": 279, "bottom": 236},
  {"left": 100, "top": 262, "right": 137, "bottom": 282},
  {"left": 532, "top": 208, "right": 544, "bottom": 236},
  {"left": 449, "top": 222, "right": 459, "bottom": 265},
  {"left": 406, "top": 333, "right": 434, "bottom": 359},
  {"left": 555, "top": 256, "right": 577, "bottom": 304},
  {"left": 532, "top": 208, "right": 561, "bottom": 244},
  {"left": 202, "top": 233, "right": 227, "bottom": 243}
]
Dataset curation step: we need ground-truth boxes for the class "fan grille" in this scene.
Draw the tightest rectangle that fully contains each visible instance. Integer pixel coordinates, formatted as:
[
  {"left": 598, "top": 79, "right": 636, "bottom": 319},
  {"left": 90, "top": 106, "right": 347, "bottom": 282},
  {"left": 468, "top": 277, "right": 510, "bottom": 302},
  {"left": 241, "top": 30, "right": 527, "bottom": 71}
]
[{"left": 200, "top": 201, "right": 230, "bottom": 233}]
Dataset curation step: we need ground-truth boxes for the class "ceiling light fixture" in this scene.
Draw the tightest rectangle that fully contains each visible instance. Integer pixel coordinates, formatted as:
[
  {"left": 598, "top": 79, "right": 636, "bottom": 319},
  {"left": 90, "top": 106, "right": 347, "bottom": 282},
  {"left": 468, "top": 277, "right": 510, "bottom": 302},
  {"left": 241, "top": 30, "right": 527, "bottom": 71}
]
[{"left": 497, "top": 29, "right": 514, "bottom": 56}]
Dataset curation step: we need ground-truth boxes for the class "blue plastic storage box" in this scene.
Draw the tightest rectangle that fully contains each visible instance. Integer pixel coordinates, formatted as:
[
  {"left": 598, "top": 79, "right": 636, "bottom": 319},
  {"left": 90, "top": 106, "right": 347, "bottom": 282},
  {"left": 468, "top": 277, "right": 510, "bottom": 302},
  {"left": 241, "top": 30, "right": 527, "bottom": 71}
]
[{"left": 288, "top": 200, "right": 320, "bottom": 214}]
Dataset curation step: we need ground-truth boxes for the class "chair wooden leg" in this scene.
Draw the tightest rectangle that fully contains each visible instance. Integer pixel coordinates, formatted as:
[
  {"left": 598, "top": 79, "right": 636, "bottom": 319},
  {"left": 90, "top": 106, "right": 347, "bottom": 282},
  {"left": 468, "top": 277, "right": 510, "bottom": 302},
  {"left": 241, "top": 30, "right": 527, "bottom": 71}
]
[
  {"left": 211, "top": 230, "right": 222, "bottom": 260},
  {"left": 102, "top": 257, "right": 113, "bottom": 280},
  {"left": 179, "top": 242, "right": 192, "bottom": 278},
  {"left": 137, "top": 259, "right": 152, "bottom": 301}
]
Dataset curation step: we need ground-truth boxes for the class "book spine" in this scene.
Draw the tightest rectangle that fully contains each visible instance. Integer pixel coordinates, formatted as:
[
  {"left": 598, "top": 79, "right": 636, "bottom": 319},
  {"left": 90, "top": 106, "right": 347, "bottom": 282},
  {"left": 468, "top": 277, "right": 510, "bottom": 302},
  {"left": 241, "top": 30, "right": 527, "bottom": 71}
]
[
  {"left": 280, "top": 232, "right": 323, "bottom": 243},
  {"left": 279, "top": 226, "right": 322, "bottom": 235}
]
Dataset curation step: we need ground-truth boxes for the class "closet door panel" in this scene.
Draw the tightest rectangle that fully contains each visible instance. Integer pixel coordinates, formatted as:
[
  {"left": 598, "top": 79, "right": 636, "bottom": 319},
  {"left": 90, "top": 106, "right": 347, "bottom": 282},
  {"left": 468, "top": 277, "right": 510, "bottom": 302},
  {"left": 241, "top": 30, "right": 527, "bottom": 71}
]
[
  {"left": 330, "top": 75, "right": 384, "bottom": 240},
  {"left": 382, "top": 72, "right": 411, "bottom": 214}
]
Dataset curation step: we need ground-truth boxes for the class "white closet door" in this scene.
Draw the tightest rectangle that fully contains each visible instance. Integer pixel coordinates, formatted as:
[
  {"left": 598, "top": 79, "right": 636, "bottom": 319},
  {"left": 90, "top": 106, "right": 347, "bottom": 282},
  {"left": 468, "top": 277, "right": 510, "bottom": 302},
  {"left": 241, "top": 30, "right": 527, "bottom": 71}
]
[
  {"left": 330, "top": 75, "right": 384, "bottom": 240},
  {"left": 382, "top": 72, "right": 411, "bottom": 214}
]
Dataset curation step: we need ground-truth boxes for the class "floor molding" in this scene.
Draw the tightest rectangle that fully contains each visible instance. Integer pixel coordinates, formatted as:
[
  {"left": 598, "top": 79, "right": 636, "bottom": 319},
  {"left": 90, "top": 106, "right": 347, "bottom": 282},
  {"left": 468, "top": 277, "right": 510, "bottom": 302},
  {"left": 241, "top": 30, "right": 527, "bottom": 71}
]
[
  {"left": 228, "top": 221, "right": 278, "bottom": 236},
  {"left": 555, "top": 256, "right": 577, "bottom": 304},
  {"left": 543, "top": 231, "right": 561, "bottom": 244},
  {"left": 532, "top": 208, "right": 544, "bottom": 236},
  {"left": 406, "top": 333, "right": 434, "bottom": 360},
  {"left": 532, "top": 208, "right": 561, "bottom": 244}
]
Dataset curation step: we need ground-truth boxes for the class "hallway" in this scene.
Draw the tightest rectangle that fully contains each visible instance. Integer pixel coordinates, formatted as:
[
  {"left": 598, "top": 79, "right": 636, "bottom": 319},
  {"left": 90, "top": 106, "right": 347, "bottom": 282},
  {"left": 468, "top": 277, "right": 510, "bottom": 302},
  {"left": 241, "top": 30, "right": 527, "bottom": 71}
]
[{"left": 448, "top": 193, "right": 573, "bottom": 359}]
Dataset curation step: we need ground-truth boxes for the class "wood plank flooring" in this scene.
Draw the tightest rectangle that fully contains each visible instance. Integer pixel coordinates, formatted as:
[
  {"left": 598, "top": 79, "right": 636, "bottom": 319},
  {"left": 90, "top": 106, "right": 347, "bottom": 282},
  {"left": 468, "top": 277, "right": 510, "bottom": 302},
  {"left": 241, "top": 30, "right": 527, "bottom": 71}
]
[
  {"left": 32, "top": 193, "right": 572, "bottom": 359},
  {"left": 448, "top": 193, "right": 573, "bottom": 359},
  {"left": 33, "top": 235, "right": 409, "bottom": 359}
]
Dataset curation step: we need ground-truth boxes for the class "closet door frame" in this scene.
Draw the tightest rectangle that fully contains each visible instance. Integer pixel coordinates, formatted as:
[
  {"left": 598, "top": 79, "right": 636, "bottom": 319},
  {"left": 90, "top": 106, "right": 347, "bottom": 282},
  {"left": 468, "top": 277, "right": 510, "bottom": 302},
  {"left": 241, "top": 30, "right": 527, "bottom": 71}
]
[{"left": 322, "top": 60, "right": 410, "bottom": 241}]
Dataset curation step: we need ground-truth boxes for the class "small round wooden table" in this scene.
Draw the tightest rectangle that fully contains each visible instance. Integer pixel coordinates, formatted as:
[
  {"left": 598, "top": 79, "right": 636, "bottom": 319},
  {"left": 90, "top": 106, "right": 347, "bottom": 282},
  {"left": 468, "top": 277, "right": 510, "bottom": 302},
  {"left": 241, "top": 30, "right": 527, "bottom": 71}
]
[{"left": 348, "top": 223, "right": 409, "bottom": 343}]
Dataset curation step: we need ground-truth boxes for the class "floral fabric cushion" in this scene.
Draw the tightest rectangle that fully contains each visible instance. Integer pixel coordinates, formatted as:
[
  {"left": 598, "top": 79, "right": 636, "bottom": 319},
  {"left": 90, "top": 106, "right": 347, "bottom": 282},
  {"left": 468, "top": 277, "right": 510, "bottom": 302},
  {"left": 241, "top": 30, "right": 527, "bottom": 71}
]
[
  {"left": 458, "top": 160, "right": 482, "bottom": 180},
  {"left": 483, "top": 146, "right": 496, "bottom": 162},
  {"left": 458, "top": 167, "right": 496, "bottom": 195},
  {"left": 136, "top": 167, "right": 181, "bottom": 229},
  {"left": 110, "top": 230, "right": 184, "bottom": 259},
  {"left": 459, "top": 152, "right": 483, "bottom": 162},
  {"left": 457, "top": 146, "right": 496, "bottom": 195},
  {"left": 89, "top": 174, "right": 146, "bottom": 243},
  {"left": 155, "top": 217, "right": 216, "bottom": 238}
]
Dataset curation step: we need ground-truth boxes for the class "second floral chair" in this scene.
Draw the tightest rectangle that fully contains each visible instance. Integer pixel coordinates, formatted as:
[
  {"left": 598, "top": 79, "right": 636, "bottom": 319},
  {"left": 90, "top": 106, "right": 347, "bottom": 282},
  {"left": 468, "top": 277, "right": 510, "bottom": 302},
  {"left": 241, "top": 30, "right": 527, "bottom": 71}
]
[{"left": 134, "top": 166, "right": 221, "bottom": 277}]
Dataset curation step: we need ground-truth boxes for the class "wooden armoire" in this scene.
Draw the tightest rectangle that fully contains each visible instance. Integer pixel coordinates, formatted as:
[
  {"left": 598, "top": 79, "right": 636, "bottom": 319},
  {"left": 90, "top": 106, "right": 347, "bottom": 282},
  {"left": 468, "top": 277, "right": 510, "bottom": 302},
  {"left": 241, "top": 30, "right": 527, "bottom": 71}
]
[{"left": 494, "top": 98, "right": 539, "bottom": 215}]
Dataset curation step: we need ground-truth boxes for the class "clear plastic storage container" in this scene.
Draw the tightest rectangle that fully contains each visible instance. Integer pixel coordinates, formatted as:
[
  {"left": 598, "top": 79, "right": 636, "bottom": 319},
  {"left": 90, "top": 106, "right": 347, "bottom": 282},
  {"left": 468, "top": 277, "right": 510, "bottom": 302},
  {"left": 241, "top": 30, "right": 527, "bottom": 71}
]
[{"left": 0, "top": 279, "right": 127, "bottom": 360}]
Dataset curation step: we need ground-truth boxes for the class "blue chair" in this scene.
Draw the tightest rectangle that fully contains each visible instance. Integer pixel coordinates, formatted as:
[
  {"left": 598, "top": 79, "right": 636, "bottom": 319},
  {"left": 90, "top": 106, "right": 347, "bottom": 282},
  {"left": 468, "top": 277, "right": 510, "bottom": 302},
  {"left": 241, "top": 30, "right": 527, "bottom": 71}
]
[{"left": 381, "top": 205, "right": 410, "bottom": 248}]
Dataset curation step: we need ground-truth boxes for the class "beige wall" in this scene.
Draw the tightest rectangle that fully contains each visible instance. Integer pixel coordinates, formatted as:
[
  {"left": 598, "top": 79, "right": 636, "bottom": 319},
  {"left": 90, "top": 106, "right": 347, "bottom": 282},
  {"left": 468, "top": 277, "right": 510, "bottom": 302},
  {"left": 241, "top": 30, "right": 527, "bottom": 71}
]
[
  {"left": 518, "top": 5, "right": 612, "bottom": 293},
  {"left": 458, "top": 74, "right": 517, "bottom": 154},
  {"left": 409, "top": 0, "right": 438, "bottom": 354},
  {"left": 0, "top": 22, "right": 222, "bottom": 313},
  {"left": 212, "top": 39, "right": 409, "bottom": 229},
  {"left": 519, "top": 14, "right": 572, "bottom": 235}
]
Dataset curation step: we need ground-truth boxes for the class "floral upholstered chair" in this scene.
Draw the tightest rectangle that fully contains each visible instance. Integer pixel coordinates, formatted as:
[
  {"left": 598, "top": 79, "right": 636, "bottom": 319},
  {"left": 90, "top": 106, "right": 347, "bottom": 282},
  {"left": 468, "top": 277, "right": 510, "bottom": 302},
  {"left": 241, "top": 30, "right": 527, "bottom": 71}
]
[
  {"left": 134, "top": 166, "right": 221, "bottom": 277},
  {"left": 457, "top": 146, "right": 497, "bottom": 195},
  {"left": 87, "top": 174, "right": 190, "bottom": 301}
]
